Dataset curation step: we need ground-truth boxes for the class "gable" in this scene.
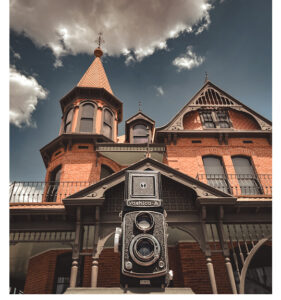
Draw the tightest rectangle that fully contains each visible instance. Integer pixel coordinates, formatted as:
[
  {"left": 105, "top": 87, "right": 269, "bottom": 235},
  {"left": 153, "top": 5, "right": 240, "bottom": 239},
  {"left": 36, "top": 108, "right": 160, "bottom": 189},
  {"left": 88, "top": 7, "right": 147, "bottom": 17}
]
[
  {"left": 156, "top": 81, "right": 271, "bottom": 132},
  {"left": 63, "top": 158, "right": 235, "bottom": 212}
]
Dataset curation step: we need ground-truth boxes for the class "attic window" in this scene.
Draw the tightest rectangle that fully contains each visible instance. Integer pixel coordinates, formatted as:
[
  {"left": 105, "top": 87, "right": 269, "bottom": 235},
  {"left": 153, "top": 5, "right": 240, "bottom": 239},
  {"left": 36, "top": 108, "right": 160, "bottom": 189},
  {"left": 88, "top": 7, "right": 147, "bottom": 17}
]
[
  {"left": 200, "top": 110, "right": 231, "bottom": 129},
  {"left": 78, "top": 145, "right": 88, "bottom": 149}
]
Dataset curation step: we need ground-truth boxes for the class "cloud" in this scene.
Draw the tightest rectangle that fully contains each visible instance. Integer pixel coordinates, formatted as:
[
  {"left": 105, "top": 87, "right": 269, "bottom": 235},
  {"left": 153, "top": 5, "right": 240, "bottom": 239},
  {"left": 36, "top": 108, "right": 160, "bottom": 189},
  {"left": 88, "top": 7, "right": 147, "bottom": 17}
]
[
  {"left": 10, "top": 0, "right": 213, "bottom": 66},
  {"left": 10, "top": 66, "right": 48, "bottom": 127},
  {"left": 172, "top": 46, "right": 205, "bottom": 71},
  {"left": 155, "top": 86, "right": 164, "bottom": 96}
]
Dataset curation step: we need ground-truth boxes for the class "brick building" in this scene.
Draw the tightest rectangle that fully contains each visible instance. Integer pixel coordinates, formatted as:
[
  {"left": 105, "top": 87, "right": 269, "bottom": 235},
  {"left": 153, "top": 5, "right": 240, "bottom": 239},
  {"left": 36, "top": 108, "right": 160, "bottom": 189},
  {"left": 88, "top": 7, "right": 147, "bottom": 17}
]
[{"left": 10, "top": 46, "right": 272, "bottom": 294}]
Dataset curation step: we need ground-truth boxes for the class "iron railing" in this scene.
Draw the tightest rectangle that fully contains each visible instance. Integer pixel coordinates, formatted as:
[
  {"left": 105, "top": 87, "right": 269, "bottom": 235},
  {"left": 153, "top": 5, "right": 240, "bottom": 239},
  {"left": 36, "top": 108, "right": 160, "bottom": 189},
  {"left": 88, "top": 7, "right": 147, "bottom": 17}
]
[
  {"left": 9, "top": 181, "right": 94, "bottom": 203},
  {"left": 9, "top": 174, "right": 272, "bottom": 204},
  {"left": 196, "top": 174, "right": 272, "bottom": 196}
]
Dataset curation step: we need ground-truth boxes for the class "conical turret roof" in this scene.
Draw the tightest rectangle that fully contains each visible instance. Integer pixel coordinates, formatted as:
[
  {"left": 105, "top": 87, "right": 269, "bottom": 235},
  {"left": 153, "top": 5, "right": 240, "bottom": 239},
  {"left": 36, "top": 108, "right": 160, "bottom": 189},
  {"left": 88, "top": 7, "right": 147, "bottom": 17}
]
[{"left": 77, "top": 47, "right": 113, "bottom": 94}]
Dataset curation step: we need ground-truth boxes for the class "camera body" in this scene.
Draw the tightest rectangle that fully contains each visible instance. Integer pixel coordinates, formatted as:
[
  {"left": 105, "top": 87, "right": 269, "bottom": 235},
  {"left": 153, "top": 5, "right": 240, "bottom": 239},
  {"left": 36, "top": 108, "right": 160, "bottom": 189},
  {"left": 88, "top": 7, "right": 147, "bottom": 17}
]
[{"left": 115, "top": 171, "right": 171, "bottom": 288}]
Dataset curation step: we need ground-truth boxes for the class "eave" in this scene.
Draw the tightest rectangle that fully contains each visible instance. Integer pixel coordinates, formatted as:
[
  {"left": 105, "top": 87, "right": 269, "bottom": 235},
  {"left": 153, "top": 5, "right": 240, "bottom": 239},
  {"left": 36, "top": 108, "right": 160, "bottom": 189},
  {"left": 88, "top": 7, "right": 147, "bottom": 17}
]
[
  {"left": 40, "top": 133, "right": 113, "bottom": 168},
  {"left": 59, "top": 86, "right": 123, "bottom": 122}
]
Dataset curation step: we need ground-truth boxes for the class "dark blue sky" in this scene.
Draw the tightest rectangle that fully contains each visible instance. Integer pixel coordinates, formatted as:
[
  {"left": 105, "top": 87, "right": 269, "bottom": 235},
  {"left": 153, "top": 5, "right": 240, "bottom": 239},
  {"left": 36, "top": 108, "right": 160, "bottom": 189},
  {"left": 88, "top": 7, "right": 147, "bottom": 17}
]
[{"left": 10, "top": 0, "right": 272, "bottom": 181}]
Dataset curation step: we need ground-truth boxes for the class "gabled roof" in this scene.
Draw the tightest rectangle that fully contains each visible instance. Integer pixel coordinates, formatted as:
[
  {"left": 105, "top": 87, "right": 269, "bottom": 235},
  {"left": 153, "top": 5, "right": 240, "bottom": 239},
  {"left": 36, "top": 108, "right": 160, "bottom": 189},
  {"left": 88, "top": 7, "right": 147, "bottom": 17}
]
[
  {"left": 125, "top": 111, "right": 155, "bottom": 125},
  {"left": 156, "top": 80, "right": 272, "bottom": 132},
  {"left": 77, "top": 47, "right": 113, "bottom": 94},
  {"left": 63, "top": 157, "right": 235, "bottom": 210}
]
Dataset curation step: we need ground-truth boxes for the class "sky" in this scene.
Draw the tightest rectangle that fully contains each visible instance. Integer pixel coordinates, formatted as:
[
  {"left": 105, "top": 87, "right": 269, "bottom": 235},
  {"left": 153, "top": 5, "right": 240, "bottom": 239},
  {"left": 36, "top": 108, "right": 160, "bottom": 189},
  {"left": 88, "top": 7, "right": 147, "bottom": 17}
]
[{"left": 9, "top": 0, "right": 272, "bottom": 182}]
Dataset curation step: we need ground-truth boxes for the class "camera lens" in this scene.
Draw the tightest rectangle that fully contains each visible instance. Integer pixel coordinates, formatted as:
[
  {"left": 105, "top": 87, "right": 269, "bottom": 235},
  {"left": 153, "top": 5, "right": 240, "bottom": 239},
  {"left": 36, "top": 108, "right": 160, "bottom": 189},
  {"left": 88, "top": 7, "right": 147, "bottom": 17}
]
[
  {"left": 136, "top": 238, "right": 154, "bottom": 257},
  {"left": 129, "top": 234, "right": 160, "bottom": 266},
  {"left": 135, "top": 212, "right": 154, "bottom": 231}
]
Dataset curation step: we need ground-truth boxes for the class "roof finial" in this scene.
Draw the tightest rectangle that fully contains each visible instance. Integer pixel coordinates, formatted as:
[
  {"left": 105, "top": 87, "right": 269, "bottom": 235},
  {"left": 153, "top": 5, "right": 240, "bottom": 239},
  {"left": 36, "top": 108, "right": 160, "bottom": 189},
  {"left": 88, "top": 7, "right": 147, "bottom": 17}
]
[
  {"left": 138, "top": 101, "right": 142, "bottom": 112},
  {"left": 94, "top": 32, "right": 105, "bottom": 57},
  {"left": 204, "top": 71, "right": 208, "bottom": 83}
]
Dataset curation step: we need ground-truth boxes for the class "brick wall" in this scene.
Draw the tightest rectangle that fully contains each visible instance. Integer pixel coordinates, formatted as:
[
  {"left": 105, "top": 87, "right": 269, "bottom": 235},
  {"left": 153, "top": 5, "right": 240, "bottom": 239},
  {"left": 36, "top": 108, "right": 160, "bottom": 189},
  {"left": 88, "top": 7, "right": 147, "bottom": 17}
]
[
  {"left": 166, "top": 137, "right": 271, "bottom": 179},
  {"left": 183, "top": 111, "right": 202, "bottom": 130},
  {"left": 229, "top": 109, "right": 260, "bottom": 130},
  {"left": 24, "top": 250, "right": 70, "bottom": 294},
  {"left": 23, "top": 243, "right": 233, "bottom": 294}
]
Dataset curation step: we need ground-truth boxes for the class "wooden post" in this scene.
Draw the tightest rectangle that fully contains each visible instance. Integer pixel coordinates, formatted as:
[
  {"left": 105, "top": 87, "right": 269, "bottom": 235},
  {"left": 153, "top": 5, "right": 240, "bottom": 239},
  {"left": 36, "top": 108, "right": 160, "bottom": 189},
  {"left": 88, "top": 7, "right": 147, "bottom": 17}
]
[
  {"left": 225, "top": 257, "right": 237, "bottom": 294},
  {"left": 216, "top": 207, "right": 237, "bottom": 294},
  {"left": 69, "top": 206, "right": 82, "bottom": 288},
  {"left": 206, "top": 256, "right": 218, "bottom": 294},
  {"left": 91, "top": 207, "right": 100, "bottom": 287}
]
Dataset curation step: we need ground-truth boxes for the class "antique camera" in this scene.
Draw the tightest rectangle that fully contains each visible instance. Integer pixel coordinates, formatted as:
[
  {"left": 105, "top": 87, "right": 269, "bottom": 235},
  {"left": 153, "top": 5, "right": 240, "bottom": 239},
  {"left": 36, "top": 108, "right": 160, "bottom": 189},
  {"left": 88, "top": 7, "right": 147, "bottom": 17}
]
[{"left": 114, "top": 171, "right": 172, "bottom": 288}]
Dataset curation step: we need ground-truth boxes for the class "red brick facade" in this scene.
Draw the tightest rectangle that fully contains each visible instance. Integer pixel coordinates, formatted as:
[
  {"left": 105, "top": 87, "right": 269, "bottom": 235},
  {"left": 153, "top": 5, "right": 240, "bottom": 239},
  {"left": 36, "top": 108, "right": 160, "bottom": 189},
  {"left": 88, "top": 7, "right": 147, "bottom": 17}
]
[{"left": 24, "top": 243, "right": 233, "bottom": 294}]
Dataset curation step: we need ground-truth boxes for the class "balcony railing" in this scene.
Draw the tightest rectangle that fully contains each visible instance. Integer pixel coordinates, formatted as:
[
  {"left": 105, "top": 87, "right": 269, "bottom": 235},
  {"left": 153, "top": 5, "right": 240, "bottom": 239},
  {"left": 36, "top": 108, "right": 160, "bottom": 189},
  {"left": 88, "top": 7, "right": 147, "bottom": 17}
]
[
  {"left": 9, "top": 174, "right": 272, "bottom": 204},
  {"left": 196, "top": 174, "right": 272, "bottom": 196},
  {"left": 9, "top": 181, "right": 95, "bottom": 203}
]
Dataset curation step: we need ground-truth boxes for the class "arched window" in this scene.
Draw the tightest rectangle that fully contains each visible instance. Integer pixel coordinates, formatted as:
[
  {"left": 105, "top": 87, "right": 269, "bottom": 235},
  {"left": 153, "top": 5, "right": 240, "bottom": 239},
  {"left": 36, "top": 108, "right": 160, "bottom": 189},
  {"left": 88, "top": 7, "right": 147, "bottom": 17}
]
[
  {"left": 103, "top": 109, "right": 114, "bottom": 139},
  {"left": 133, "top": 124, "right": 149, "bottom": 144},
  {"left": 232, "top": 156, "right": 262, "bottom": 195},
  {"left": 64, "top": 108, "right": 73, "bottom": 133},
  {"left": 79, "top": 103, "right": 95, "bottom": 133},
  {"left": 202, "top": 156, "right": 230, "bottom": 193},
  {"left": 100, "top": 164, "right": 114, "bottom": 179},
  {"left": 46, "top": 166, "right": 61, "bottom": 202}
]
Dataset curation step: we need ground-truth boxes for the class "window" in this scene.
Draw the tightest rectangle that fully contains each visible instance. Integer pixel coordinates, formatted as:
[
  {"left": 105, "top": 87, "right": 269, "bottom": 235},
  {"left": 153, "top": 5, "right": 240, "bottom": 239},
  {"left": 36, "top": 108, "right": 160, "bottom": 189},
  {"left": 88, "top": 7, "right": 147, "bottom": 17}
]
[
  {"left": 201, "top": 111, "right": 215, "bottom": 128},
  {"left": 200, "top": 110, "right": 231, "bottom": 128},
  {"left": 217, "top": 110, "right": 230, "bottom": 128},
  {"left": 64, "top": 108, "right": 73, "bottom": 133},
  {"left": 133, "top": 124, "right": 149, "bottom": 144},
  {"left": 103, "top": 109, "right": 113, "bottom": 139},
  {"left": 100, "top": 164, "right": 114, "bottom": 179},
  {"left": 232, "top": 156, "right": 262, "bottom": 195},
  {"left": 53, "top": 252, "right": 84, "bottom": 294},
  {"left": 79, "top": 103, "right": 95, "bottom": 133},
  {"left": 203, "top": 156, "right": 230, "bottom": 193},
  {"left": 46, "top": 166, "right": 61, "bottom": 202}
]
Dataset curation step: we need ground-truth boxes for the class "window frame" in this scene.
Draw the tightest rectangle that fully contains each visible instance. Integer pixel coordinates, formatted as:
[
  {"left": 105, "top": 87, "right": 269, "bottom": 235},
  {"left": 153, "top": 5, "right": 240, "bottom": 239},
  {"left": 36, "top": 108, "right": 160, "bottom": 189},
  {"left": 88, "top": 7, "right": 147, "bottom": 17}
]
[
  {"left": 76, "top": 101, "right": 97, "bottom": 133},
  {"left": 102, "top": 107, "right": 114, "bottom": 140},
  {"left": 64, "top": 107, "right": 74, "bottom": 133},
  {"left": 231, "top": 155, "right": 263, "bottom": 195},
  {"left": 199, "top": 109, "right": 232, "bottom": 129},
  {"left": 132, "top": 123, "right": 150, "bottom": 144},
  {"left": 202, "top": 155, "right": 231, "bottom": 194},
  {"left": 46, "top": 165, "right": 62, "bottom": 203}
]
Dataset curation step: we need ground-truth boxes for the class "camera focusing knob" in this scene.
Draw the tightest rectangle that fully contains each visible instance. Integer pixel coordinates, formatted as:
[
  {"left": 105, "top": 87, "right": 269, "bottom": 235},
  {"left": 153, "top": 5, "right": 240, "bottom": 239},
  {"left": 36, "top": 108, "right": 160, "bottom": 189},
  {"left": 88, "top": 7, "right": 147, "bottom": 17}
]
[
  {"left": 158, "top": 260, "right": 165, "bottom": 268},
  {"left": 125, "top": 261, "right": 133, "bottom": 270}
]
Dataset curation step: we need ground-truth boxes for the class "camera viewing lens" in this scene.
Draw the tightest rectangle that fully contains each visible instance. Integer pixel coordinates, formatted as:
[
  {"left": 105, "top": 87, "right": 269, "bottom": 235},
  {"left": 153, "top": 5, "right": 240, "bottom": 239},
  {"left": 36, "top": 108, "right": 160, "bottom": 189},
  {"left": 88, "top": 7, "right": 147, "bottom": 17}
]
[
  {"left": 136, "top": 239, "right": 154, "bottom": 257},
  {"left": 135, "top": 212, "right": 154, "bottom": 231}
]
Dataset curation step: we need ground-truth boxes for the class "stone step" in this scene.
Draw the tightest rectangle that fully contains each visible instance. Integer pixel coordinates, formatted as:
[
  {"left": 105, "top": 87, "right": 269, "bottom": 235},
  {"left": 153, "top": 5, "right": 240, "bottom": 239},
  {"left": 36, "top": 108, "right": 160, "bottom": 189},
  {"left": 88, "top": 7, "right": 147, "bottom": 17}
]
[{"left": 65, "top": 287, "right": 194, "bottom": 294}]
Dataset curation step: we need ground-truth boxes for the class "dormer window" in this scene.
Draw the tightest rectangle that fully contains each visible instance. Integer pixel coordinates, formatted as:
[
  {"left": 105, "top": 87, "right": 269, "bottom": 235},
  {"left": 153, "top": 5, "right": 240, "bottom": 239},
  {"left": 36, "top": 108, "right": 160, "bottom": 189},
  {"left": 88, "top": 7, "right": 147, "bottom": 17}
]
[
  {"left": 200, "top": 110, "right": 231, "bottom": 129},
  {"left": 133, "top": 124, "right": 149, "bottom": 144},
  {"left": 64, "top": 108, "right": 73, "bottom": 133},
  {"left": 103, "top": 108, "right": 114, "bottom": 139}
]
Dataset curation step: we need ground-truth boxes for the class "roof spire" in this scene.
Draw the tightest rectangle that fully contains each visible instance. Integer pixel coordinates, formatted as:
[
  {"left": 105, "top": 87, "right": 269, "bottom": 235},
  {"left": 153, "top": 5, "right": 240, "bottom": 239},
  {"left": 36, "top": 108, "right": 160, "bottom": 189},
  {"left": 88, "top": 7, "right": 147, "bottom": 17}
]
[
  {"left": 204, "top": 71, "right": 209, "bottom": 83},
  {"left": 77, "top": 32, "right": 113, "bottom": 94},
  {"left": 94, "top": 32, "right": 105, "bottom": 57},
  {"left": 138, "top": 101, "right": 142, "bottom": 112}
]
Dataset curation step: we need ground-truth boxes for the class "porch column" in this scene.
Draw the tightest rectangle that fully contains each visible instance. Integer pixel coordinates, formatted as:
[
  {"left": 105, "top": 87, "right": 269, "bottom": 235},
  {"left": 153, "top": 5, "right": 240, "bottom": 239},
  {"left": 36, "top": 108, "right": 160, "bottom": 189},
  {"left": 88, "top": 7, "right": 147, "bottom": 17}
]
[
  {"left": 206, "top": 256, "right": 218, "bottom": 294},
  {"left": 224, "top": 257, "right": 237, "bottom": 294},
  {"left": 91, "top": 207, "right": 100, "bottom": 287},
  {"left": 70, "top": 206, "right": 82, "bottom": 288},
  {"left": 200, "top": 206, "right": 218, "bottom": 294},
  {"left": 216, "top": 206, "right": 237, "bottom": 294}
]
